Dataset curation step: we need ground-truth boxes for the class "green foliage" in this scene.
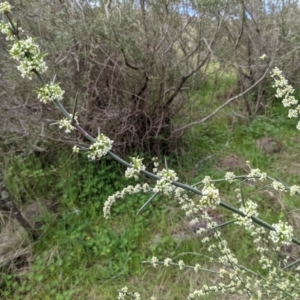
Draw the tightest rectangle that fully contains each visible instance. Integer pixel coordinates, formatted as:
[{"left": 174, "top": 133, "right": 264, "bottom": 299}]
[{"left": 1, "top": 149, "right": 185, "bottom": 299}]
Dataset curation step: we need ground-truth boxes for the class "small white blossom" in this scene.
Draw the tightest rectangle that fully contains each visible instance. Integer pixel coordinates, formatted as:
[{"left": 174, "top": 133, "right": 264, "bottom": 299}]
[
  {"left": 37, "top": 83, "right": 64, "bottom": 103},
  {"left": 178, "top": 259, "right": 184, "bottom": 270},
  {"left": 9, "top": 37, "right": 47, "bottom": 79},
  {"left": 87, "top": 134, "right": 113, "bottom": 160},
  {"left": 271, "top": 180, "right": 286, "bottom": 192},
  {"left": 290, "top": 185, "right": 300, "bottom": 196},
  {"left": 164, "top": 258, "right": 172, "bottom": 267},
  {"left": 0, "top": 2, "right": 11, "bottom": 13},
  {"left": 259, "top": 54, "right": 267, "bottom": 60},
  {"left": 103, "top": 183, "right": 151, "bottom": 218},
  {"left": 282, "top": 95, "right": 298, "bottom": 107},
  {"left": 202, "top": 236, "right": 210, "bottom": 243},
  {"left": 125, "top": 156, "right": 146, "bottom": 179},
  {"left": 225, "top": 172, "right": 235, "bottom": 183},
  {"left": 151, "top": 256, "right": 159, "bottom": 268},
  {"left": 202, "top": 176, "right": 211, "bottom": 185},
  {"left": 117, "top": 286, "right": 128, "bottom": 300},
  {"left": 153, "top": 168, "right": 178, "bottom": 195},
  {"left": 133, "top": 292, "right": 141, "bottom": 300},
  {"left": 288, "top": 108, "right": 298, "bottom": 118},
  {"left": 270, "top": 220, "right": 293, "bottom": 245},
  {"left": 247, "top": 164, "right": 266, "bottom": 181},
  {"left": 194, "top": 264, "right": 201, "bottom": 273},
  {"left": 72, "top": 146, "right": 79, "bottom": 153},
  {"left": 59, "top": 117, "right": 76, "bottom": 133},
  {"left": 240, "top": 200, "right": 258, "bottom": 218},
  {"left": 0, "top": 21, "right": 15, "bottom": 40},
  {"left": 271, "top": 67, "right": 300, "bottom": 130},
  {"left": 200, "top": 184, "right": 220, "bottom": 208}
]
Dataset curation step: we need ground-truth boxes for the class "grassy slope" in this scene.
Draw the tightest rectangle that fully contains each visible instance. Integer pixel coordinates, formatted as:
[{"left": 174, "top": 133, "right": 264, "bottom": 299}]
[{"left": 1, "top": 73, "right": 300, "bottom": 299}]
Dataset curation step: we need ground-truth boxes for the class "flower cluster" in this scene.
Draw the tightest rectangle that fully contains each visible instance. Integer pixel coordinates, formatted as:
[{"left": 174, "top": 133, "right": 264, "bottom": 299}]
[
  {"left": 9, "top": 37, "right": 47, "bottom": 79},
  {"left": 153, "top": 168, "right": 178, "bottom": 195},
  {"left": 234, "top": 200, "right": 259, "bottom": 228},
  {"left": 246, "top": 161, "right": 267, "bottom": 181},
  {"left": 199, "top": 176, "right": 220, "bottom": 209},
  {"left": 290, "top": 185, "right": 300, "bottom": 196},
  {"left": 37, "top": 83, "right": 64, "bottom": 103},
  {"left": 72, "top": 146, "right": 80, "bottom": 153},
  {"left": 117, "top": 286, "right": 128, "bottom": 300},
  {"left": 270, "top": 67, "right": 300, "bottom": 129},
  {"left": 0, "top": 21, "right": 15, "bottom": 40},
  {"left": 271, "top": 180, "right": 286, "bottom": 192},
  {"left": 87, "top": 134, "right": 113, "bottom": 160},
  {"left": 125, "top": 157, "right": 146, "bottom": 179},
  {"left": 152, "top": 157, "right": 159, "bottom": 173},
  {"left": 59, "top": 117, "right": 76, "bottom": 133},
  {"left": 117, "top": 287, "right": 141, "bottom": 300},
  {"left": 0, "top": 2, "right": 11, "bottom": 13},
  {"left": 149, "top": 257, "right": 186, "bottom": 271},
  {"left": 224, "top": 172, "right": 235, "bottom": 183},
  {"left": 163, "top": 258, "right": 172, "bottom": 267},
  {"left": 270, "top": 220, "right": 293, "bottom": 245},
  {"left": 259, "top": 54, "right": 267, "bottom": 60},
  {"left": 103, "top": 183, "right": 151, "bottom": 218},
  {"left": 151, "top": 256, "right": 159, "bottom": 268}
]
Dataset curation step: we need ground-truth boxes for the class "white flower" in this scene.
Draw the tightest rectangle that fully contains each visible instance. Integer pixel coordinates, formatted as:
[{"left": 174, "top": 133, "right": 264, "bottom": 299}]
[
  {"left": 87, "top": 134, "right": 113, "bottom": 160},
  {"left": 0, "top": 21, "right": 15, "bottom": 40},
  {"left": 270, "top": 220, "right": 293, "bottom": 245},
  {"left": 0, "top": 2, "right": 11, "bottom": 13},
  {"left": 247, "top": 165, "right": 267, "bottom": 181},
  {"left": 133, "top": 292, "right": 141, "bottom": 300},
  {"left": 200, "top": 184, "right": 220, "bottom": 208},
  {"left": 259, "top": 54, "right": 267, "bottom": 60},
  {"left": 72, "top": 146, "right": 79, "bottom": 153},
  {"left": 103, "top": 183, "right": 150, "bottom": 218},
  {"left": 178, "top": 259, "right": 184, "bottom": 270},
  {"left": 125, "top": 156, "right": 146, "bottom": 179},
  {"left": 9, "top": 37, "right": 47, "bottom": 79},
  {"left": 225, "top": 172, "right": 235, "bottom": 183},
  {"left": 240, "top": 200, "right": 258, "bottom": 218},
  {"left": 202, "top": 176, "right": 211, "bottom": 185},
  {"left": 151, "top": 256, "right": 159, "bottom": 268},
  {"left": 194, "top": 264, "right": 201, "bottom": 273},
  {"left": 154, "top": 168, "right": 178, "bottom": 195},
  {"left": 282, "top": 95, "right": 298, "bottom": 107},
  {"left": 59, "top": 117, "right": 76, "bottom": 133},
  {"left": 271, "top": 180, "right": 286, "bottom": 192},
  {"left": 37, "top": 83, "right": 64, "bottom": 103},
  {"left": 234, "top": 200, "right": 259, "bottom": 229},
  {"left": 290, "top": 185, "right": 300, "bottom": 196},
  {"left": 17, "top": 59, "right": 47, "bottom": 79},
  {"left": 164, "top": 258, "right": 172, "bottom": 267},
  {"left": 271, "top": 67, "right": 300, "bottom": 130},
  {"left": 117, "top": 286, "right": 128, "bottom": 300},
  {"left": 288, "top": 109, "right": 298, "bottom": 118}
]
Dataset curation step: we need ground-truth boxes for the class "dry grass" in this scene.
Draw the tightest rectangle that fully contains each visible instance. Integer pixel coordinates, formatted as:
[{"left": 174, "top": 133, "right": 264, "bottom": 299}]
[{"left": 0, "top": 217, "right": 32, "bottom": 271}]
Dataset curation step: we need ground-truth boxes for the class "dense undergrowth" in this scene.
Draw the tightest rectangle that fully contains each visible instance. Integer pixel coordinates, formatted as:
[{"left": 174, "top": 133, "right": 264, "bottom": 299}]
[{"left": 1, "top": 78, "right": 300, "bottom": 299}]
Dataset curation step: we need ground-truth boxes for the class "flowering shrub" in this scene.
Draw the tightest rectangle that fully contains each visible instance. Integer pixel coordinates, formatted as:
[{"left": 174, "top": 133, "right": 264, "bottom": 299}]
[{"left": 1, "top": 3, "right": 300, "bottom": 299}]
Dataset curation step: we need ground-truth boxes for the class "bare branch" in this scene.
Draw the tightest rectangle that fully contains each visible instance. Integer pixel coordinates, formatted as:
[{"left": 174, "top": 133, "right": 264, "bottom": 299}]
[{"left": 172, "top": 67, "right": 270, "bottom": 134}]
